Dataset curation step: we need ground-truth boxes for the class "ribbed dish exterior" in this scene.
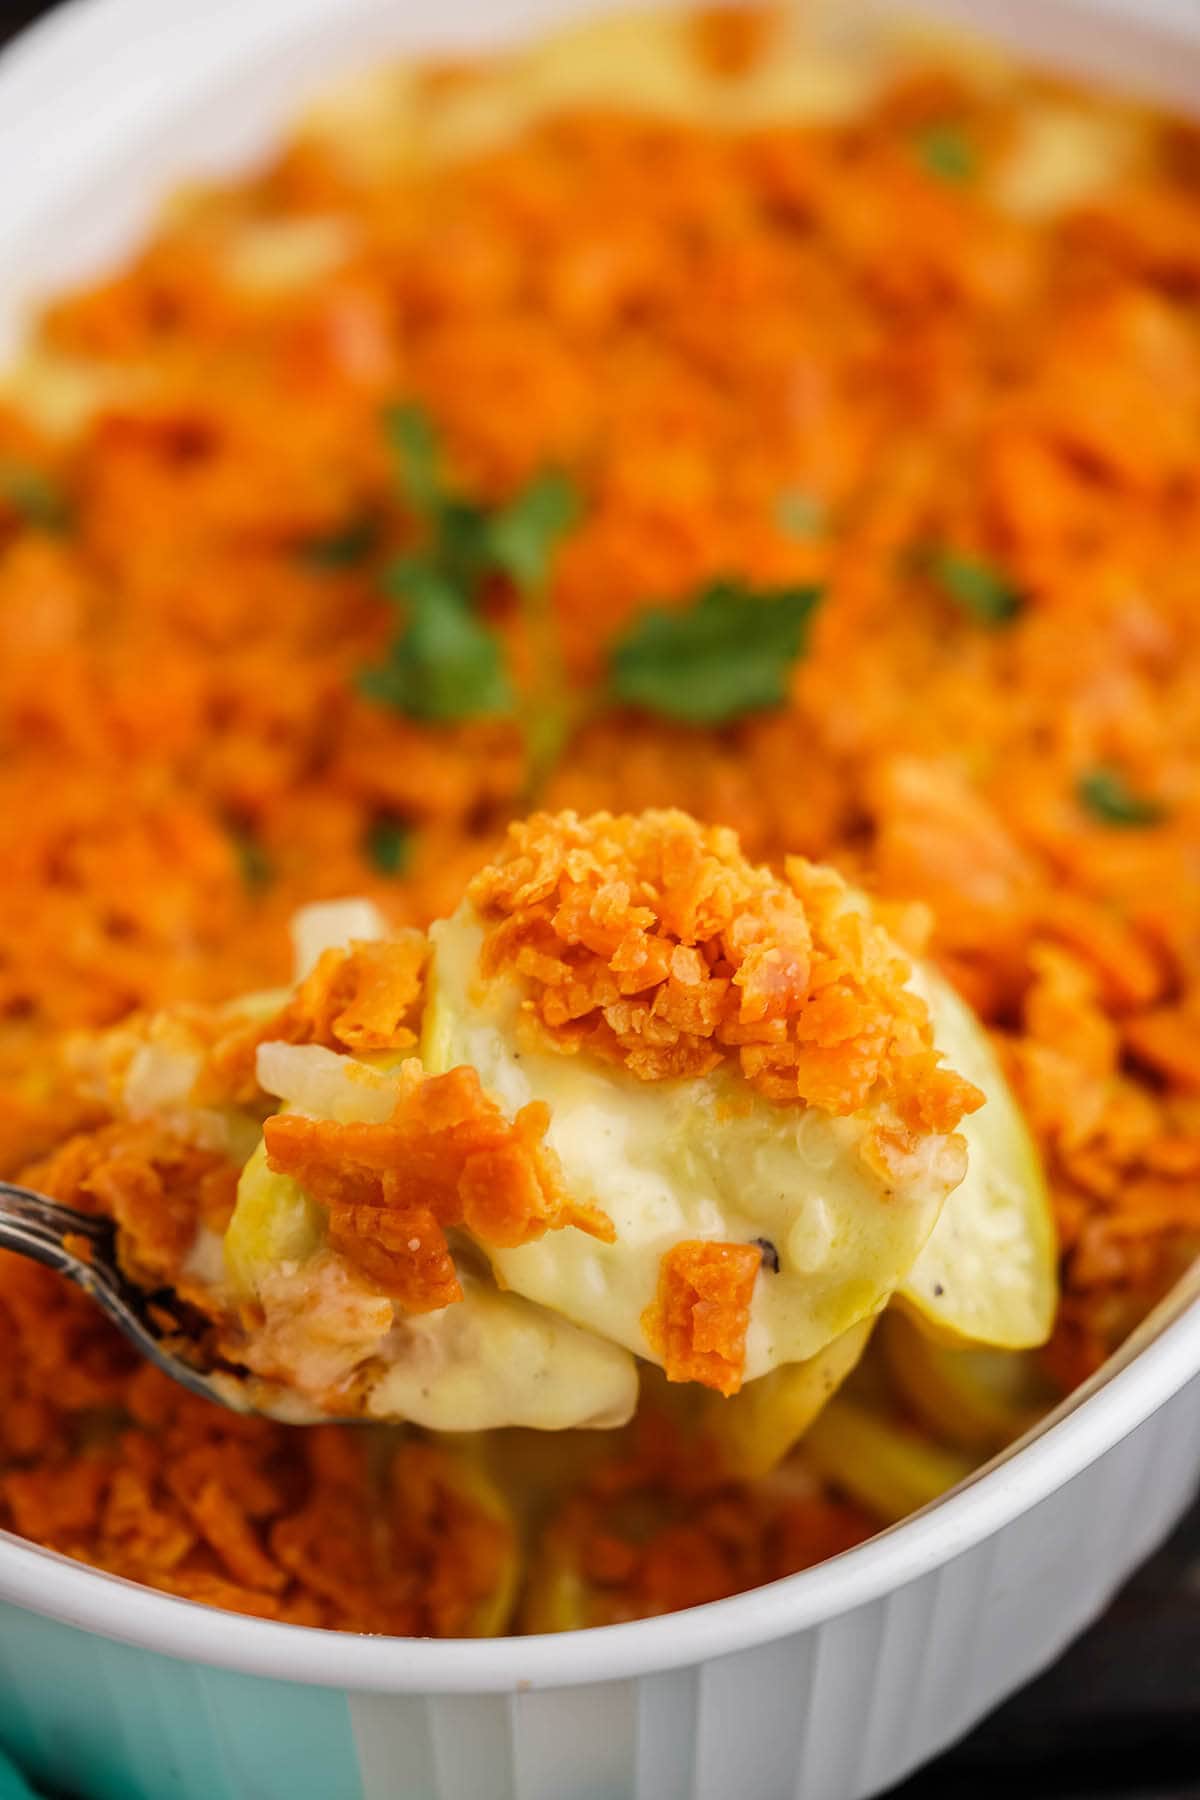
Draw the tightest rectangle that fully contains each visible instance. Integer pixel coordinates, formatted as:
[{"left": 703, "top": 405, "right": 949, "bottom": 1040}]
[{"left": 1, "top": 1378, "right": 1196, "bottom": 1800}]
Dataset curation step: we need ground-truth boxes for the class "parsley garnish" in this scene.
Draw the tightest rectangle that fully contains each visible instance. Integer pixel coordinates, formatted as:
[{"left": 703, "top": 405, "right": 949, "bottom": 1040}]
[
  {"left": 1077, "top": 768, "right": 1165, "bottom": 829},
  {"left": 929, "top": 548, "right": 1022, "bottom": 627},
  {"left": 609, "top": 579, "right": 823, "bottom": 726},
  {"left": 298, "top": 516, "right": 378, "bottom": 570},
  {"left": 364, "top": 816, "right": 412, "bottom": 875},
  {"left": 0, "top": 460, "right": 70, "bottom": 533},
  {"left": 359, "top": 565, "right": 512, "bottom": 722},
  {"left": 916, "top": 125, "right": 977, "bottom": 184},
  {"left": 228, "top": 825, "right": 273, "bottom": 891},
  {"left": 362, "top": 407, "right": 579, "bottom": 740},
  {"left": 386, "top": 404, "right": 441, "bottom": 516},
  {"left": 431, "top": 497, "right": 494, "bottom": 591},
  {"left": 488, "top": 470, "right": 580, "bottom": 591},
  {"left": 385, "top": 405, "right": 579, "bottom": 592}
]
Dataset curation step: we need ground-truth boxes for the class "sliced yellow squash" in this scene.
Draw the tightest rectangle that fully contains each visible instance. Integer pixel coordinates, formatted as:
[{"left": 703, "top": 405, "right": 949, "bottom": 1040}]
[
  {"left": 521, "top": 1548, "right": 592, "bottom": 1636},
  {"left": 801, "top": 1396, "right": 977, "bottom": 1525},
  {"left": 880, "top": 1308, "right": 1050, "bottom": 1454},
  {"left": 422, "top": 907, "right": 963, "bottom": 1378},
  {"left": 900, "top": 969, "right": 1057, "bottom": 1350},
  {"left": 223, "top": 1138, "right": 324, "bottom": 1302},
  {"left": 440, "top": 1452, "right": 523, "bottom": 1638},
  {"left": 694, "top": 1317, "right": 876, "bottom": 1480}
]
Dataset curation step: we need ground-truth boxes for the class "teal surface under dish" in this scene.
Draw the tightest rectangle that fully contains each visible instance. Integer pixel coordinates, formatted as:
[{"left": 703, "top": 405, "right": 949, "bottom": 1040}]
[
  {"left": 0, "top": 1603, "right": 362, "bottom": 1800},
  {"left": 0, "top": 1742, "right": 36, "bottom": 1800}
]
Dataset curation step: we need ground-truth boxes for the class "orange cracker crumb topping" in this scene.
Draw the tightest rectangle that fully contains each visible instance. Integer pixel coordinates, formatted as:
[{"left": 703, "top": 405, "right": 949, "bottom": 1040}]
[
  {"left": 280, "top": 933, "right": 429, "bottom": 1055},
  {"left": 22, "top": 1121, "right": 238, "bottom": 1302},
  {"left": 262, "top": 1059, "right": 613, "bottom": 1312},
  {"left": 642, "top": 1239, "right": 762, "bottom": 1396},
  {"left": 468, "top": 810, "right": 984, "bottom": 1133},
  {"left": 203, "top": 934, "right": 429, "bottom": 1106}
]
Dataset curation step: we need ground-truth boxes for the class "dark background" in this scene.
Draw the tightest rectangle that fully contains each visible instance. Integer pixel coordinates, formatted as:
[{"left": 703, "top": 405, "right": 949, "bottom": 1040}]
[{"left": 0, "top": 1, "right": 1197, "bottom": 1795}]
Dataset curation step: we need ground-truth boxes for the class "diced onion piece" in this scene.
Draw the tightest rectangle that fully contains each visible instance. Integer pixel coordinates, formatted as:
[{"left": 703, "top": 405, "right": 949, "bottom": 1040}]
[
  {"left": 993, "top": 100, "right": 1144, "bottom": 219},
  {"left": 289, "top": 897, "right": 390, "bottom": 981},
  {"left": 2, "top": 348, "right": 148, "bottom": 437},
  {"left": 225, "top": 217, "right": 351, "bottom": 294},
  {"left": 255, "top": 1040, "right": 401, "bottom": 1123}
]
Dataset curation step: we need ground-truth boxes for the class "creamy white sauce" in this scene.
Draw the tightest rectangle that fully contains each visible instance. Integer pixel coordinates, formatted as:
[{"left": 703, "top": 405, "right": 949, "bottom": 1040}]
[
  {"left": 422, "top": 909, "right": 963, "bottom": 1376},
  {"left": 366, "top": 1275, "right": 637, "bottom": 1431}
]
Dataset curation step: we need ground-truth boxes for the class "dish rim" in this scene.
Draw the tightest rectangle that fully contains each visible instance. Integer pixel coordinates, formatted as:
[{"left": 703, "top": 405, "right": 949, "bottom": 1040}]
[
  {"left": 1, "top": 0, "right": 1199, "bottom": 1699},
  {"left": 1, "top": 1267, "right": 1196, "bottom": 1691}
]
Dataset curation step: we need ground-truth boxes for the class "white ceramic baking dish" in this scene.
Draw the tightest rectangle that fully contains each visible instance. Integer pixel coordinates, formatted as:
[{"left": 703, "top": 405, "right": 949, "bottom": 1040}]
[{"left": 0, "top": 2, "right": 1198, "bottom": 1796}]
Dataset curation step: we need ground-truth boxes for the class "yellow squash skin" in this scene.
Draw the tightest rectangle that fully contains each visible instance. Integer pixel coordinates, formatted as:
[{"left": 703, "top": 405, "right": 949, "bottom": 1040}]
[{"left": 900, "top": 969, "right": 1057, "bottom": 1350}]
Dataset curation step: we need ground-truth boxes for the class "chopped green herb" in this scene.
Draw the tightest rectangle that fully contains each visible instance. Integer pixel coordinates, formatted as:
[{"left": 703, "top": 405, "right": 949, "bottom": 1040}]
[
  {"left": 359, "top": 566, "right": 513, "bottom": 723},
  {"left": 929, "top": 548, "right": 1022, "bottom": 627},
  {"left": 298, "top": 516, "right": 378, "bottom": 570},
  {"left": 775, "top": 489, "right": 826, "bottom": 539},
  {"left": 364, "top": 817, "right": 412, "bottom": 876},
  {"left": 229, "top": 826, "right": 273, "bottom": 890},
  {"left": 0, "top": 460, "right": 71, "bottom": 533},
  {"left": 916, "top": 125, "right": 977, "bottom": 184},
  {"left": 385, "top": 406, "right": 495, "bottom": 591},
  {"left": 385, "top": 404, "right": 441, "bottom": 515},
  {"left": 384, "top": 404, "right": 580, "bottom": 594},
  {"left": 491, "top": 470, "right": 580, "bottom": 798},
  {"left": 381, "top": 553, "right": 437, "bottom": 603},
  {"left": 610, "top": 580, "right": 823, "bottom": 726},
  {"left": 488, "top": 470, "right": 581, "bottom": 592},
  {"left": 433, "top": 496, "right": 494, "bottom": 591},
  {"left": 365, "top": 404, "right": 581, "bottom": 742},
  {"left": 1077, "top": 768, "right": 1165, "bottom": 829}
]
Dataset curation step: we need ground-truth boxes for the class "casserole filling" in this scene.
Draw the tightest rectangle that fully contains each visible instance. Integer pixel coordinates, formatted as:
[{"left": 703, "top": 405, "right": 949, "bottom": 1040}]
[
  {"left": 1, "top": 3, "right": 1195, "bottom": 1635},
  {"left": 37, "top": 810, "right": 1050, "bottom": 1462}
]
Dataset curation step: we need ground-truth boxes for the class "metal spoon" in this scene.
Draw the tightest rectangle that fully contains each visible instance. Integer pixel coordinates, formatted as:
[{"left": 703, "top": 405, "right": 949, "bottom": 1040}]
[{"left": 0, "top": 1179, "right": 253, "bottom": 1411}]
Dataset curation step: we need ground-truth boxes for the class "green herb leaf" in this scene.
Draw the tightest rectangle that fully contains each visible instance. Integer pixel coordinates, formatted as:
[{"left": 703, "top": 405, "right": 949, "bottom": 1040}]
[
  {"left": 1077, "top": 767, "right": 1165, "bottom": 829},
  {"left": 385, "top": 404, "right": 442, "bottom": 515},
  {"left": 775, "top": 489, "right": 826, "bottom": 539},
  {"left": 915, "top": 125, "right": 977, "bottom": 184},
  {"left": 929, "top": 549, "right": 1022, "bottom": 627},
  {"left": 610, "top": 580, "right": 823, "bottom": 726},
  {"left": 228, "top": 826, "right": 273, "bottom": 890},
  {"left": 369, "top": 405, "right": 581, "bottom": 753},
  {"left": 434, "top": 496, "right": 494, "bottom": 591},
  {"left": 360, "top": 566, "right": 513, "bottom": 723},
  {"left": 488, "top": 470, "right": 581, "bottom": 591},
  {"left": 364, "top": 817, "right": 412, "bottom": 875},
  {"left": 298, "top": 516, "right": 378, "bottom": 570},
  {"left": 0, "top": 460, "right": 71, "bottom": 533}
]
